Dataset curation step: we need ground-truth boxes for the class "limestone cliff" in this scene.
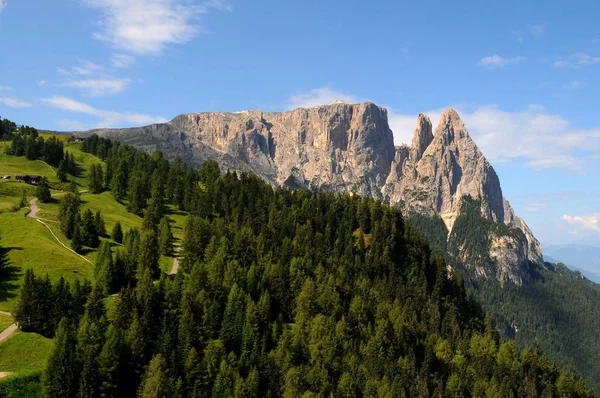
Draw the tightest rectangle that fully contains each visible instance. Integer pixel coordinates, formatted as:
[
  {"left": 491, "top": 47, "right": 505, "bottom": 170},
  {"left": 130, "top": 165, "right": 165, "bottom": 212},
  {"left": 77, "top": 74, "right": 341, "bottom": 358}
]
[{"left": 68, "top": 101, "right": 542, "bottom": 284}]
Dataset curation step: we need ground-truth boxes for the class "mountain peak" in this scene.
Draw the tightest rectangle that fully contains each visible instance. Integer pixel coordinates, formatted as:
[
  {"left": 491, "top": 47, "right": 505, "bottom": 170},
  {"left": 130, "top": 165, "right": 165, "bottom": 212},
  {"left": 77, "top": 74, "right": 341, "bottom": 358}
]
[
  {"left": 435, "top": 108, "right": 469, "bottom": 144},
  {"left": 65, "top": 101, "right": 541, "bottom": 286},
  {"left": 410, "top": 113, "right": 433, "bottom": 161}
]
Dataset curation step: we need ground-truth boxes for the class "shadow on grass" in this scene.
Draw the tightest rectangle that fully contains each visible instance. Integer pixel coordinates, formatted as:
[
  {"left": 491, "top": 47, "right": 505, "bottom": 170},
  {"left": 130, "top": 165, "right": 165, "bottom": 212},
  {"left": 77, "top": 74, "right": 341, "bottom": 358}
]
[{"left": 0, "top": 247, "right": 23, "bottom": 303}]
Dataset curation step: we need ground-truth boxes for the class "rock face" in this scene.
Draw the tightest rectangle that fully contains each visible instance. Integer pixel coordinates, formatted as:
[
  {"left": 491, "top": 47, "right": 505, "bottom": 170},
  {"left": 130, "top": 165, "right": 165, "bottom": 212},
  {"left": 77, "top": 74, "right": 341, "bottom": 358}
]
[{"left": 70, "top": 101, "right": 542, "bottom": 284}]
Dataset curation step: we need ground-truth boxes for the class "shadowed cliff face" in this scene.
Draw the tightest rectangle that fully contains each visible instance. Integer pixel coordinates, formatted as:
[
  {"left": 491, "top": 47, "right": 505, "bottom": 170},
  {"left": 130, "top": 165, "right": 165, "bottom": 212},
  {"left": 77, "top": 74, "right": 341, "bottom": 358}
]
[{"left": 68, "top": 101, "right": 542, "bottom": 285}]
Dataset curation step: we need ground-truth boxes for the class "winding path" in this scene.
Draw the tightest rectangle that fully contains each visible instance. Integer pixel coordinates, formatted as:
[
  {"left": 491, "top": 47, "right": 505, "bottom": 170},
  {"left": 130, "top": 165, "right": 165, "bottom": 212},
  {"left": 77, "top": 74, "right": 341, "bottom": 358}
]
[
  {"left": 169, "top": 244, "right": 182, "bottom": 275},
  {"left": 28, "top": 192, "right": 93, "bottom": 266},
  {"left": 0, "top": 311, "right": 16, "bottom": 344}
]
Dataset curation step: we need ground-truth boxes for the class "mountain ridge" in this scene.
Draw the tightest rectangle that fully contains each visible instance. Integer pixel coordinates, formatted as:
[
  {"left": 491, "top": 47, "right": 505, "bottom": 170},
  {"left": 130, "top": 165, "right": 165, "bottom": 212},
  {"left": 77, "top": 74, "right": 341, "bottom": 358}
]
[{"left": 56, "top": 101, "right": 542, "bottom": 285}]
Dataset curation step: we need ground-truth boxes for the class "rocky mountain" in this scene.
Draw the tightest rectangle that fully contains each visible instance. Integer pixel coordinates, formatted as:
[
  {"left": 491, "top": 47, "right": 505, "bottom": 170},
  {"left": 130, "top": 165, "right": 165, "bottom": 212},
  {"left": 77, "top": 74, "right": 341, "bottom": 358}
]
[{"left": 66, "top": 101, "right": 542, "bottom": 285}]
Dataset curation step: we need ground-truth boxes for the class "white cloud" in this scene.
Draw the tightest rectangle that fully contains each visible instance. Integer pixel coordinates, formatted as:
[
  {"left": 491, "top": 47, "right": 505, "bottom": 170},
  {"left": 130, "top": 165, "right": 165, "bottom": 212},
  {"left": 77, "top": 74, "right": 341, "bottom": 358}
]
[
  {"left": 61, "top": 77, "right": 131, "bottom": 97},
  {"left": 512, "top": 31, "right": 524, "bottom": 43},
  {"left": 562, "top": 213, "right": 600, "bottom": 234},
  {"left": 37, "top": 80, "right": 47, "bottom": 86},
  {"left": 0, "top": 85, "right": 11, "bottom": 91},
  {"left": 58, "top": 59, "right": 102, "bottom": 76},
  {"left": 286, "top": 87, "right": 600, "bottom": 170},
  {"left": 553, "top": 52, "right": 600, "bottom": 68},
  {"left": 0, "top": 96, "right": 33, "bottom": 108},
  {"left": 478, "top": 55, "right": 527, "bottom": 68},
  {"left": 400, "top": 104, "right": 600, "bottom": 170},
  {"left": 82, "top": 0, "right": 231, "bottom": 56},
  {"left": 285, "top": 86, "right": 361, "bottom": 110},
  {"left": 42, "top": 95, "right": 167, "bottom": 127},
  {"left": 57, "top": 119, "right": 86, "bottom": 131},
  {"left": 0, "top": 0, "right": 6, "bottom": 12},
  {"left": 57, "top": 59, "right": 131, "bottom": 96},
  {"left": 563, "top": 80, "right": 585, "bottom": 89},
  {"left": 111, "top": 54, "right": 135, "bottom": 68},
  {"left": 528, "top": 24, "right": 546, "bottom": 36}
]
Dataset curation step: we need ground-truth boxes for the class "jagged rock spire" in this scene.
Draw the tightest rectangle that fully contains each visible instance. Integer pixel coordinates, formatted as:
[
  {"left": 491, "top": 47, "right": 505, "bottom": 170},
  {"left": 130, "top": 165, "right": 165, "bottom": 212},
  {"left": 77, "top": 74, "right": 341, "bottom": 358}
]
[
  {"left": 435, "top": 108, "right": 469, "bottom": 145},
  {"left": 409, "top": 113, "right": 433, "bottom": 161}
]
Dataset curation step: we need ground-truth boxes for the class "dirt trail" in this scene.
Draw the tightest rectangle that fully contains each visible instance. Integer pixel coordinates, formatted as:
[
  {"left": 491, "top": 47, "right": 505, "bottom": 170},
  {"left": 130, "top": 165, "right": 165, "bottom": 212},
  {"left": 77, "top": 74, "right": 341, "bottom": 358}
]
[
  {"left": 0, "top": 312, "right": 16, "bottom": 344},
  {"left": 28, "top": 193, "right": 94, "bottom": 265},
  {"left": 170, "top": 244, "right": 182, "bottom": 275},
  {"left": 0, "top": 324, "right": 17, "bottom": 343}
]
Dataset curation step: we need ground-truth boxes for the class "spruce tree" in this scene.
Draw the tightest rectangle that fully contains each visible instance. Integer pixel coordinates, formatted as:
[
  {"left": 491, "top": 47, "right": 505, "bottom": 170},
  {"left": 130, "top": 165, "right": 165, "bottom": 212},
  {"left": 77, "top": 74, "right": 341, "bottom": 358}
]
[
  {"left": 35, "top": 177, "right": 52, "bottom": 203},
  {"left": 158, "top": 217, "right": 173, "bottom": 256},
  {"left": 94, "top": 210, "right": 106, "bottom": 237},
  {"left": 98, "top": 325, "right": 125, "bottom": 398},
  {"left": 138, "top": 354, "right": 172, "bottom": 398},
  {"left": 138, "top": 230, "right": 159, "bottom": 277},
  {"left": 111, "top": 221, "right": 123, "bottom": 243},
  {"left": 57, "top": 159, "right": 68, "bottom": 182},
  {"left": 81, "top": 208, "right": 98, "bottom": 248},
  {"left": 96, "top": 241, "right": 116, "bottom": 295},
  {"left": 42, "top": 318, "right": 80, "bottom": 398},
  {"left": 14, "top": 269, "right": 38, "bottom": 332},
  {"left": 71, "top": 221, "right": 83, "bottom": 253}
]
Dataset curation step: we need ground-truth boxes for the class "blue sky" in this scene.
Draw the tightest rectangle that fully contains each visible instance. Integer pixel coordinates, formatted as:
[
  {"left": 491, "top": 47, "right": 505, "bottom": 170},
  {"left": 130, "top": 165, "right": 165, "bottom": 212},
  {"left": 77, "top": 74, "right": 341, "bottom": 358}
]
[{"left": 0, "top": 0, "right": 599, "bottom": 247}]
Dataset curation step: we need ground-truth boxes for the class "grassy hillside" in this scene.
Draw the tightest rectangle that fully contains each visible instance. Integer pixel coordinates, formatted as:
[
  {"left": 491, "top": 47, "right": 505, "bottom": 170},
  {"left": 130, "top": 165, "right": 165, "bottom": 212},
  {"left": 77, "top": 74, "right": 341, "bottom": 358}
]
[{"left": 0, "top": 135, "right": 188, "bottom": 388}]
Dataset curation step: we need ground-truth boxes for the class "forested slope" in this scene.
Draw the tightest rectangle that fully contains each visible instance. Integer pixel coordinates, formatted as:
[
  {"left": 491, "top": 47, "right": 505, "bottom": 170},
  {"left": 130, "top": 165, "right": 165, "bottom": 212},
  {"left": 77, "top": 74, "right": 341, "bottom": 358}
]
[
  {"left": 410, "top": 199, "right": 600, "bottom": 393},
  {"left": 25, "top": 135, "right": 593, "bottom": 397}
]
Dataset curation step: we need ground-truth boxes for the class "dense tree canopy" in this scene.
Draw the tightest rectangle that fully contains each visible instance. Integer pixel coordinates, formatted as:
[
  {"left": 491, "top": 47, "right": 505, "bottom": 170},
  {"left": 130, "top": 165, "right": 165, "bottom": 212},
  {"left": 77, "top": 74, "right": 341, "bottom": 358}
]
[{"left": 33, "top": 135, "right": 594, "bottom": 396}]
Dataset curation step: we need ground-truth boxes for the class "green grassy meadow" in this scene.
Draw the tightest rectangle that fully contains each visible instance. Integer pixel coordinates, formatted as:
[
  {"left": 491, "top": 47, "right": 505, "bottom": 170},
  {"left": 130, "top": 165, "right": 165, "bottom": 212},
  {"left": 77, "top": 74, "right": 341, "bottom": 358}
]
[{"left": 0, "top": 135, "right": 188, "bottom": 383}]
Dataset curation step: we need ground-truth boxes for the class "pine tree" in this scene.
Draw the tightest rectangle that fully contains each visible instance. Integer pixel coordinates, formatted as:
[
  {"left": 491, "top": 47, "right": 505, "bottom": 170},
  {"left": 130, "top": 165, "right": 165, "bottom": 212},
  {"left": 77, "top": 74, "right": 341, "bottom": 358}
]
[
  {"left": 81, "top": 208, "right": 98, "bottom": 248},
  {"left": 35, "top": 177, "right": 52, "bottom": 203},
  {"left": 96, "top": 241, "right": 116, "bottom": 295},
  {"left": 94, "top": 210, "right": 106, "bottom": 237},
  {"left": 71, "top": 221, "right": 83, "bottom": 253},
  {"left": 138, "top": 354, "right": 173, "bottom": 398},
  {"left": 57, "top": 159, "right": 68, "bottom": 182},
  {"left": 138, "top": 230, "right": 159, "bottom": 277},
  {"left": 77, "top": 319, "right": 105, "bottom": 398},
  {"left": 128, "top": 173, "right": 148, "bottom": 215},
  {"left": 14, "top": 269, "right": 38, "bottom": 332},
  {"left": 158, "top": 217, "right": 173, "bottom": 256},
  {"left": 89, "top": 164, "right": 104, "bottom": 194},
  {"left": 111, "top": 221, "right": 123, "bottom": 244},
  {"left": 98, "top": 325, "right": 125, "bottom": 398},
  {"left": 42, "top": 318, "right": 80, "bottom": 398}
]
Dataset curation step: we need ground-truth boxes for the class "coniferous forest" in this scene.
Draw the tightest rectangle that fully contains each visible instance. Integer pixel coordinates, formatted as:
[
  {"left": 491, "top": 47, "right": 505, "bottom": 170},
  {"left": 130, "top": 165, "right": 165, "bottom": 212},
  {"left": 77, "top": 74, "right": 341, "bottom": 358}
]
[{"left": 5, "top": 133, "right": 595, "bottom": 397}]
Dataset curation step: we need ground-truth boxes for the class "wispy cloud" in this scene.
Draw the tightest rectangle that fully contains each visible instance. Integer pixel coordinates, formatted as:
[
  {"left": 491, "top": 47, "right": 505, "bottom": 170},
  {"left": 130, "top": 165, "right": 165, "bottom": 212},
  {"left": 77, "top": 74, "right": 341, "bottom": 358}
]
[
  {"left": 42, "top": 95, "right": 167, "bottom": 127},
  {"left": 111, "top": 54, "right": 135, "bottom": 68},
  {"left": 477, "top": 55, "right": 526, "bottom": 68},
  {"left": 562, "top": 213, "right": 600, "bottom": 234},
  {"left": 61, "top": 77, "right": 131, "bottom": 97},
  {"left": 384, "top": 104, "right": 600, "bottom": 170},
  {"left": 528, "top": 24, "right": 546, "bottom": 36},
  {"left": 563, "top": 80, "right": 585, "bottom": 89},
  {"left": 0, "top": 96, "right": 33, "bottom": 108},
  {"left": 58, "top": 59, "right": 102, "bottom": 76},
  {"left": 0, "top": 0, "right": 6, "bottom": 12},
  {"left": 287, "top": 87, "right": 600, "bottom": 171},
  {"left": 0, "top": 85, "right": 11, "bottom": 91},
  {"left": 553, "top": 52, "right": 600, "bottom": 68},
  {"left": 57, "top": 59, "right": 131, "bottom": 96},
  {"left": 81, "top": 0, "right": 232, "bottom": 56}
]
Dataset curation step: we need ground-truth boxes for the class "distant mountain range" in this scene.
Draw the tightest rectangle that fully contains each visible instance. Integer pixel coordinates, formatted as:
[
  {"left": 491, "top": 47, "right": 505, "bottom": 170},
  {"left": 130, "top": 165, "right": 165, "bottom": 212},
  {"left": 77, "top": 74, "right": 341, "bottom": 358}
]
[{"left": 544, "top": 245, "right": 600, "bottom": 284}]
